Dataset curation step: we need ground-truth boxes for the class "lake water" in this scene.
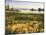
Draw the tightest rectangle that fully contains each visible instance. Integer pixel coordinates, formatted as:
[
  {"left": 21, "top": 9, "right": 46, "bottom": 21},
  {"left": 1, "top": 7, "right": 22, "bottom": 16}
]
[{"left": 19, "top": 10, "right": 44, "bottom": 14}]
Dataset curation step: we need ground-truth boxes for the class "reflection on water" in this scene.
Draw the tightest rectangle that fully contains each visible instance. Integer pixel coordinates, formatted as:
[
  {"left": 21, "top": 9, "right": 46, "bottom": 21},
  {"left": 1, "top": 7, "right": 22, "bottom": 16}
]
[
  {"left": 6, "top": 11, "right": 44, "bottom": 14},
  {"left": 19, "top": 10, "right": 44, "bottom": 14}
]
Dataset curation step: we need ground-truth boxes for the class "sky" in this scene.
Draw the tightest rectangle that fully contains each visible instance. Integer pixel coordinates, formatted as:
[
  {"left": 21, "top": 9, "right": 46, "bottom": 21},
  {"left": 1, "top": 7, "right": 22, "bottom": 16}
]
[{"left": 5, "top": 0, "right": 44, "bottom": 9}]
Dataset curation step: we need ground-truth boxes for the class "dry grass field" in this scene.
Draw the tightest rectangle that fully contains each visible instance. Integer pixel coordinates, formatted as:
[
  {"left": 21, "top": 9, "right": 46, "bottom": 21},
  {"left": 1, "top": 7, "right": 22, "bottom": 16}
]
[{"left": 5, "top": 11, "right": 44, "bottom": 34}]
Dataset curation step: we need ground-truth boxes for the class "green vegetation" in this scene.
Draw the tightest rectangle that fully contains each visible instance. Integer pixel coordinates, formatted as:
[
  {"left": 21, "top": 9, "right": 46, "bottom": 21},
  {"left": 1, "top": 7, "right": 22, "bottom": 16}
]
[{"left": 5, "top": 7, "right": 44, "bottom": 34}]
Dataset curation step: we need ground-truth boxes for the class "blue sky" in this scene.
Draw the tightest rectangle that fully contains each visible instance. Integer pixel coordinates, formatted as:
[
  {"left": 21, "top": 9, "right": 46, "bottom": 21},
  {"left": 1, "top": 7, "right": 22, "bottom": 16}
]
[{"left": 5, "top": 0, "right": 44, "bottom": 9}]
